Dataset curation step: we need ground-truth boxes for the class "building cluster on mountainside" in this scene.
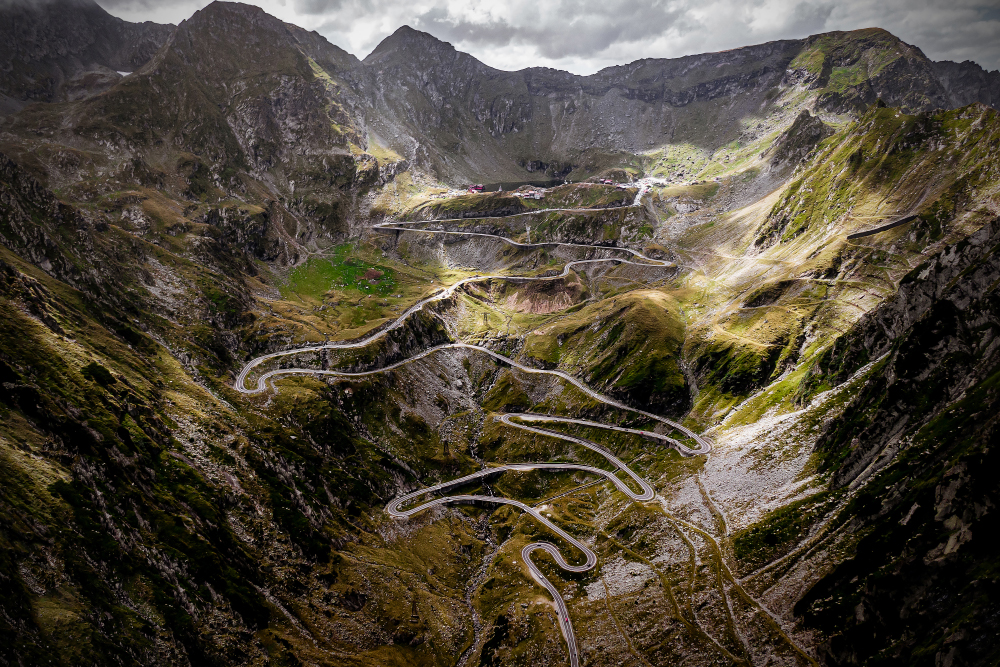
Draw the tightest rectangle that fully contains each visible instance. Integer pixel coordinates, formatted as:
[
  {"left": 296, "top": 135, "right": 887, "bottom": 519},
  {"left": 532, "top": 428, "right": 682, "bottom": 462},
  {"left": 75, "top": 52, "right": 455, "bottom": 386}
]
[{"left": 513, "top": 189, "right": 545, "bottom": 199}]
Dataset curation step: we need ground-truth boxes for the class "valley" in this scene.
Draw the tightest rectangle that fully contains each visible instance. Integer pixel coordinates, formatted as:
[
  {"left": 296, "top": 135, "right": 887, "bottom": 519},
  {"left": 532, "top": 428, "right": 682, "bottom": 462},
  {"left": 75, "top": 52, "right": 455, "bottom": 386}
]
[{"left": 1, "top": 2, "right": 1000, "bottom": 666}]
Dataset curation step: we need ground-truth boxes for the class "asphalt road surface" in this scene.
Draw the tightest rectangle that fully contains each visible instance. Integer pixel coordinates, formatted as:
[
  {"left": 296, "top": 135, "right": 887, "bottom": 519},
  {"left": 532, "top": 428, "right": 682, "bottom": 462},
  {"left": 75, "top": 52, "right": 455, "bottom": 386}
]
[
  {"left": 376, "top": 218, "right": 671, "bottom": 266},
  {"left": 233, "top": 223, "right": 708, "bottom": 667},
  {"left": 385, "top": 412, "right": 663, "bottom": 667}
]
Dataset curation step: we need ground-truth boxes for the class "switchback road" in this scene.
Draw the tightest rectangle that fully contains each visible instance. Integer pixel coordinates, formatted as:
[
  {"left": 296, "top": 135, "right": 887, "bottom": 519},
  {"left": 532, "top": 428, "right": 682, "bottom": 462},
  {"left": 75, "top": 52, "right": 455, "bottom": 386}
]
[
  {"left": 233, "top": 222, "right": 708, "bottom": 666},
  {"left": 376, "top": 219, "right": 671, "bottom": 265}
]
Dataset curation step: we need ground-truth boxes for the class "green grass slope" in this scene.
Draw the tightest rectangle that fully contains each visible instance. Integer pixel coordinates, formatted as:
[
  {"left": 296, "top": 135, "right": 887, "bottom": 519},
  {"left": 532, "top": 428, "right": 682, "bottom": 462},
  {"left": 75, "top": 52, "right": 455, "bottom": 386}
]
[{"left": 522, "top": 290, "right": 689, "bottom": 415}]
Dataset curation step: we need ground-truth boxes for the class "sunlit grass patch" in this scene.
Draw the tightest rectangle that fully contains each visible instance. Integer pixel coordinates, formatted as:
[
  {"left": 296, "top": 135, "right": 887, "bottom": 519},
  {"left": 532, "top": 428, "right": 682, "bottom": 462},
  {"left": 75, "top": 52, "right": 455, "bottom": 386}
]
[{"left": 280, "top": 243, "right": 396, "bottom": 302}]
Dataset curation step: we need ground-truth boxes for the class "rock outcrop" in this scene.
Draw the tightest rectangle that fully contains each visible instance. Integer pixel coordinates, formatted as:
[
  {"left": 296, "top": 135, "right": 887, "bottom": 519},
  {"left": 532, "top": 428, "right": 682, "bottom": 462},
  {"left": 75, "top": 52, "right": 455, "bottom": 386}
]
[
  {"left": 0, "top": 0, "right": 172, "bottom": 113},
  {"left": 345, "top": 26, "right": 998, "bottom": 183},
  {"left": 796, "top": 218, "right": 1000, "bottom": 665},
  {"left": 932, "top": 59, "right": 1000, "bottom": 109}
]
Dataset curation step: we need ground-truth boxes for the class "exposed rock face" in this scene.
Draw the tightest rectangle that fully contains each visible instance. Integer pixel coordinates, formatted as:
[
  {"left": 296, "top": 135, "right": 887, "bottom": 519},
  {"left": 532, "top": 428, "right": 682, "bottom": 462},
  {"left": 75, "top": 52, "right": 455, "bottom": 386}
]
[
  {"left": 160, "top": 2, "right": 364, "bottom": 172},
  {"left": 815, "top": 218, "right": 1000, "bottom": 486},
  {"left": 333, "top": 25, "right": 999, "bottom": 183},
  {"left": 795, "top": 218, "right": 1000, "bottom": 666},
  {"left": 0, "top": 151, "right": 102, "bottom": 290},
  {"left": 203, "top": 206, "right": 282, "bottom": 263},
  {"left": 3, "top": 3, "right": 998, "bottom": 195},
  {"left": 765, "top": 109, "right": 834, "bottom": 172},
  {"left": 3, "top": 5, "right": 998, "bottom": 186},
  {"left": 0, "top": 0, "right": 172, "bottom": 112},
  {"left": 348, "top": 27, "right": 807, "bottom": 181},
  {"left": 932, "top": 59, "right": 1000, "bottom": 109},
  {"left": 0, "top": 1, "right": 384, "bottom": 251},
  {"left": 804, "top": 29, "right": 952, "bottom": 114}
]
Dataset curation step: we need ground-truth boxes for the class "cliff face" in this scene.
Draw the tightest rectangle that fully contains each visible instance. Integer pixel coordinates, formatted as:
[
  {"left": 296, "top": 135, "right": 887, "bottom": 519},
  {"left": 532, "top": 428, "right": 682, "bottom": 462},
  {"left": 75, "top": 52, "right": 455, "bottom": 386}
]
[
  {"left": 790, "top": 218, "right": 1000, "bottom": 666},
  {"left": 0, "top": 0, "right": 172, "bottom": 113},
  {"left": 0, "top": 1, "right": 389, "bottom": 256},
  {"left": 932, "top": 59, "right": 1000, "bottom": 109},
  {"left": 3, "top": 5, "right": 998, "bottom": 186},
  {"left": 159, "top": 2, "right": 365, "bottom": 174},
  {"left": 348, "top": 28, "right": 807, "bottom": 181},
  {"left": 814, "top": 218, "right": 1000, "bottom": 487},
  {"left": 344, "top": 26, "right": 1000, "bottom": 183}
]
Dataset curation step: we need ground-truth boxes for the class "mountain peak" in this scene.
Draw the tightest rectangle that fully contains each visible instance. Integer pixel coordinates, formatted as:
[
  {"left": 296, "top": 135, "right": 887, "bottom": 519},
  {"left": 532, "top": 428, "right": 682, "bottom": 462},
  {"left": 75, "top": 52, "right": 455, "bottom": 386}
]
[
  {"left": 169, "top": 1, "right": 314, "bottom": 78},
  {"left": 180, "top": 0, "right": 288, "bottom": 33},
  {"left": 0, "top": 0, "right": 172, "bottom": 110},
  {"left": 364, "top": 24, "right": 456, "bottom": 65},
  {"left": 190, "top": 0, "right": 270, "bottom": 21}
]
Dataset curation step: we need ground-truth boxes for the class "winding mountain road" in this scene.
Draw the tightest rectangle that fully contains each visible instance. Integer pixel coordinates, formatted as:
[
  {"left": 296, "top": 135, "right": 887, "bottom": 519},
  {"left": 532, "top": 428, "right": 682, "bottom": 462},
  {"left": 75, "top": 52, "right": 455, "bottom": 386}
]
[
  {"left": 376, "top": 219, "right": 671, "bottom": 264},
  {"left": 233, "top": 221, "right": 708, "bottom": 667}
]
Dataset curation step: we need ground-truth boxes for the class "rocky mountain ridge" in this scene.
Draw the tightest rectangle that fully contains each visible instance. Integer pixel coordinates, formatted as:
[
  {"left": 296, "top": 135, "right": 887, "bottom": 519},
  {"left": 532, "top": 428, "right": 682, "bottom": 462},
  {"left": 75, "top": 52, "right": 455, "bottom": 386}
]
[
  {"left": 0, "top": 0, "right": 172, "bottom": 114},
  {"left": 932, "top": 59, "right": 1000, "bottom": 109},
  {"left": 345, "top": 25, "right": 1000, "bottom": 181},
  {"left": 796, "top": 217, "right": 1000, "bottom": 665},
  {"left": 4, "top": 1, "right": 1000, "bottom": 186}
]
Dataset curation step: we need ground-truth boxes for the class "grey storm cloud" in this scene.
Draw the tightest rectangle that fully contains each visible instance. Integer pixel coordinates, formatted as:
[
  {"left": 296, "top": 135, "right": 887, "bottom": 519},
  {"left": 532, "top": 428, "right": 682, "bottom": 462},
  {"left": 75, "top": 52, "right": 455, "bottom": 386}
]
[
  {"left": 89, "top": 0, "right": 1000, "bottom": 73},
  {"left": 93, "top": 0, "right": 177, "bottom": 9},
  {"left": 293, "top": 0, "right": 343, "bottom": 14},
  {"left": 411, "top": 0, "right": 696, "bottom": 60},
  {"left": 785, "top": 1, "right": 836, "bottom": 35}
]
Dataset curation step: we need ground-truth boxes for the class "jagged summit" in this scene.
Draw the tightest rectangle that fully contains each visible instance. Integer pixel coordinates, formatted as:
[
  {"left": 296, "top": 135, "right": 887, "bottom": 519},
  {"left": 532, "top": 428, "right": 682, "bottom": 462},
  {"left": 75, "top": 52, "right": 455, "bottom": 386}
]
[
  {"left": 1, "top": 0, "right": 365, "bottom": 200},
  {"left": 168, "top": 1, "right": 361, "bottom": 76},
  {"left": 3, "top": 0, "right": 999, "bottom": 187},
  {"left": 167, "top": 1, "right": 319, "bottom": 80},
  {"left": 932, "top": 58, "right": 1000, "bottom": 108},
  {"left": 362, "top": 23, "right": 486, "bottom": 74},
  {"left": 0, "top": 0, "right": 172, "bottom": 112},
  {"left": 178, "top": 0, "right": 301, "bottom": 37},
  {"left": 365, "top": 25, "right": 453, "bottom": 59}
]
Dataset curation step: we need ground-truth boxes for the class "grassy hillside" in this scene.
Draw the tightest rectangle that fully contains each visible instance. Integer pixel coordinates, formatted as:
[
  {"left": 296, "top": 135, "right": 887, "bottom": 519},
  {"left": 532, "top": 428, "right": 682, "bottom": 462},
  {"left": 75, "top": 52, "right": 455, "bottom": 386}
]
[{"left": 520, "top": 290, "right": 688, "bottom": 414}]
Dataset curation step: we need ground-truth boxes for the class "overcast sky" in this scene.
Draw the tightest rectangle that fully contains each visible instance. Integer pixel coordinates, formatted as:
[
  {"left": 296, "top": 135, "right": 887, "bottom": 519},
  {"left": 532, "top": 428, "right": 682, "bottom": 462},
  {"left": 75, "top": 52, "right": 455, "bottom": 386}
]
[{"left": 95, "top": 0, "right": 1000, "bottom": 74}]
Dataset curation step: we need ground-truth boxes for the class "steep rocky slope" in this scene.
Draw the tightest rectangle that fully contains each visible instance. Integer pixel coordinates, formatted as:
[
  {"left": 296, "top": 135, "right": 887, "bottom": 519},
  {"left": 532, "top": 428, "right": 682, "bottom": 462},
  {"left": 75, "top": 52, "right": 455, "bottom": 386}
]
[
  {"left": 0, "top": 1, "right": 403, "bottom": 266},
  {"left": 346, "top": 26, "right": 1000, "bottom": 183},
  {"left": 932, "top": 59, "right": 1000, "bottom": 109},
  {"left": 794, "top": 219, "right": 1000, "bottom": 665},
  {"left": 0, "top": 0, "right": 172, "bottom": 114},
  {"left": 5, "top": 2, "right": 998, "bottom": 190},
  {"left": 0, "top": 132, "right": 473, "bottom": 666},
  {"left": 665, "top": 103, "right": 1000, "bottom": 667}
]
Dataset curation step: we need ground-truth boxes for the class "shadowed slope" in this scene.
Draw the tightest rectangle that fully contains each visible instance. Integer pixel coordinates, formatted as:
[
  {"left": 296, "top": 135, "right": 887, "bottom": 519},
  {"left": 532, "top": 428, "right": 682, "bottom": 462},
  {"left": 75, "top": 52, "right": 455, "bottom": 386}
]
[{"left": 0, "top": 0, "right": 172, "bottom": 112}]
